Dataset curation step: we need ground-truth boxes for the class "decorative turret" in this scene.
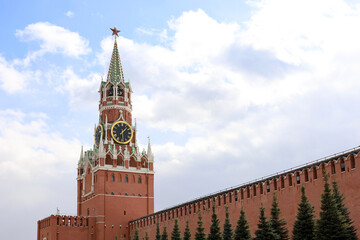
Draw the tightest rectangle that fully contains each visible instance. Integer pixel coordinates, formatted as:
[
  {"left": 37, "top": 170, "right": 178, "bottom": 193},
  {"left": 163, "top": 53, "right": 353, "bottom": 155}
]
[{"left": 147, "top": 137, "right": 154, "bottom": 162}]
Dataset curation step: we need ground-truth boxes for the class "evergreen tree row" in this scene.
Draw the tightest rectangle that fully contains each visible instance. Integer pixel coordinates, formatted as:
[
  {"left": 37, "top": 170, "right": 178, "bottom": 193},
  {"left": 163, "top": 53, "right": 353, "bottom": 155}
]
[{"left": 132, "top": 176, "right": 357, "bottom": 240}]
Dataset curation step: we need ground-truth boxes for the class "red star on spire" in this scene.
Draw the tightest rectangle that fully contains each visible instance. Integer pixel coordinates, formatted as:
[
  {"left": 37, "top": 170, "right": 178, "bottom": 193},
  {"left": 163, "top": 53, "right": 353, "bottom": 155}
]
[{"left": 110, "top": 26, "right": 120, "bottom": 37}]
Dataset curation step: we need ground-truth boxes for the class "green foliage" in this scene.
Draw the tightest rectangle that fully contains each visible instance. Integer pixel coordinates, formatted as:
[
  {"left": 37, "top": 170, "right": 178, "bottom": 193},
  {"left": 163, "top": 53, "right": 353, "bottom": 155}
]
[
  {"left": 223, "top": 206, "right": 233, "bottom": 240},
  {"left": 234, "top": 209, "right": 252, "bottom": 240},
  {"left": 208, "top": 204, "right": 222, "bottom": 240},
  {"left": 292, "top": 186, "right": 315, "bottom": 240},
  {"left": 134, "top": 227, "right": 140, "bottom": 240},
  {"left": 270, "top": 194, "right": 289, "bottom": 240},
  {"left": 145, "top": 232, "right": 149, "bottom": 240},
  {"left": 171, "top": 219, "right": 182, "bottom": 240},
  {"left": 254, "top": 205, "right": 279, "bottom": 240},
  {"left": 332, "top": 180, "right": 358, "bottom": 240},
  {"left": 184, "top": 220, "right": 192, "bottom": 240},
  {"left": 162, "top": 226, "right": 169, "bottom": 240},
  {"left": 195, "top": 210, "right": 206, "bottom": 240},
  {"left": 315, "top": 174, "right": 348, "bottom": 240},
  {"left": 156, "top": 221, "right": 161, "bottom": 240}
]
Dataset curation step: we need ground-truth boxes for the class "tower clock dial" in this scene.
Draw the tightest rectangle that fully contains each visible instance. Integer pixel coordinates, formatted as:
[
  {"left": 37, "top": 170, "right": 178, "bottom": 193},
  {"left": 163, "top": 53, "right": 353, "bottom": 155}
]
[
  {"left": 95, "top": 124, "right": 103, "bottom": 147},
  {"left": 111, "top": 121, "right": 133, "bottom": 144}
]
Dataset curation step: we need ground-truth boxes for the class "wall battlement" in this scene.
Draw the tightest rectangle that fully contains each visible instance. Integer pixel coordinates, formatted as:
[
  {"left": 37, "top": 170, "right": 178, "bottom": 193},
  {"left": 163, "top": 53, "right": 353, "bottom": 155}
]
[
  {"left": 129, "top": 147, "right": 360, "bottom": 239},
  {"left": 38, "top": 215, "right": 89, "bottom": 240}
]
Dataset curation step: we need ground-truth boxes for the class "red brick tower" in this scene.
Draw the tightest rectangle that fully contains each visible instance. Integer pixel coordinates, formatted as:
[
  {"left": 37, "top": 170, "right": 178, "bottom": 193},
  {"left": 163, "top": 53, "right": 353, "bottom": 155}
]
[{"left": 76, "top": 27, "right": 154, "bottom": 240}]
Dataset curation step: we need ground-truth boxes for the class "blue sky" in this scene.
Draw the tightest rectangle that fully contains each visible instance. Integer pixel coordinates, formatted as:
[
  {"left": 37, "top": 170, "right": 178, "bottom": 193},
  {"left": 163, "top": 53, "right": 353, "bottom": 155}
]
[{"left": 1, "top": 0, "right": 360, "bottom": 239}]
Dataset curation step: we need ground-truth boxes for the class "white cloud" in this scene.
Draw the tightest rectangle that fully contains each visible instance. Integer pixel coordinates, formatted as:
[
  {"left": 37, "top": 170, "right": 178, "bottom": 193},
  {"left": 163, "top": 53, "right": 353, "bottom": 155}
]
[
  {"left": 65, "top": 11, "right": 74, "bottom": 18},
  {"left": 90, "top": 4, "right": 360, "bottom": 209},
  {"left": 16, "top": 22, "right": 91, "bottom": 62},
  {"left": 60, "top": 67, "right": 101, "bottom": 110},
  {"left": 0, "top": 109, "right": 82, "bottom": 206},
  {"left": 0, "top": 55, "right": 40, "bottom": 93}
]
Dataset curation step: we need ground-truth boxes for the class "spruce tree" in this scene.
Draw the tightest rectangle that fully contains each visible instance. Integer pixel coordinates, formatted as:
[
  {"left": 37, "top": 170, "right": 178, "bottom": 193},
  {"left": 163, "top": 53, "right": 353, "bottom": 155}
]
[
  {"left": 162, "top": 226, "right": 169, "bottom": 240},
  {"left": 134, "top": 227, "right": 140, "bottom": 240},
  {"left": 195, "top": 210, "right": 206, "bottom": 240},
  {"left": 156, "top": 221, "right": 161, "bottom": 240},
  {"left": 332, "top": 180, "right": 358, "bottom": 240},
  {"left": 270, "top": 194, "right": 289, "bottom": 240},
  {"left": 234, "top": 209, "right": 252, "bottom": 240},
  {"left": 315, "top": 174, "right": 348, "bottom": 240},
  {"left": 223, "top": 206, "right": 233, "bottom": 240},
  {"left": 292, "top": 186, "right": 315, "bottom": 240},
  {"left": 254, "top": 205, "right": 279, "bottom": 240},
  {"left": 171, "top": 218, "right": 182, "bottom": 240},
  {"left": 184, "top": 220, "right": 192, "bottom": 240},
  {"left": 208, "top": 204, "right": 222, "bottom": 240}
]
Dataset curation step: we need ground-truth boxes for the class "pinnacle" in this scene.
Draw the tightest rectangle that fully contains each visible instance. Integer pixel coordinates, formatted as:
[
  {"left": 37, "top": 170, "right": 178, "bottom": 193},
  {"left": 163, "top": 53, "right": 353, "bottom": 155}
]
[{"left": 106, "top": 38, "right": 125, "bottom": 84}]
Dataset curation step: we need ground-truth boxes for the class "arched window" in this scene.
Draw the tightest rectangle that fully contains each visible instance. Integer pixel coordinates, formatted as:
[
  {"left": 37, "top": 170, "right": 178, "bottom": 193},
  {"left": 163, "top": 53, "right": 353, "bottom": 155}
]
[
  {"left": 331, "top": 161, "right": 336, "bottom": 174},
  {"left": 138, "top": 176, "right": 141, "bottom": 184},
  {"left": 111, "top": 174, "right": 115, "bottom": 182},
  {"left": 234, "top": 191, "right": 238, "bottom": 201},
  {"left": 273, "top": 179, "right": 277, "bottom": 191},
  {"left": 118, "top": 86, "right": 123, "bottom": 96},
  {"left": 247, "top": 187, "right": 250, "bottom": 198},
  {"left": 125, "top": 175, "right": 128, "bottom": 183},
  {"left": 304, "top": 169, "right": 309, "bottom": 182},
  {"left": 253, "top": 185, "right": 257, "bottom": 196},
  {"left": 281, "top": 177, "right": 285, "bottom": 189},
  {"left": 313, "top": 166, "right": 318, "bottom": 180},
  {"left": 350, "top": 155, "right": 356, "bottom": 169},
  {"left": 296, "top": 172, "right": 300, "bottom": 184},
  {"left": 260, "top": 184, "right": 263, "bottom": 194},
  {"left": 108, "top": 85, "right": 114, "bottom": 96},
  {"left": 266, "top": 182, "right": 270, "bottom": 192},
  {"left": 241, "top": 189, "right": 244, "bottom": 199},
  {"left": 340, "top": 159, "right": 345, "bottom": 172},
  {"left": 288, "top": 173, "right": 293, "bottom": 186}
]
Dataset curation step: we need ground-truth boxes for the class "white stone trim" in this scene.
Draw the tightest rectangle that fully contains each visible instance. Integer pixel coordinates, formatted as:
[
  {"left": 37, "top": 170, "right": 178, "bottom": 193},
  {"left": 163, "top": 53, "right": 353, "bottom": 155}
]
[{"left": 79, "top": 194, "right": 154, "bottom": 204}]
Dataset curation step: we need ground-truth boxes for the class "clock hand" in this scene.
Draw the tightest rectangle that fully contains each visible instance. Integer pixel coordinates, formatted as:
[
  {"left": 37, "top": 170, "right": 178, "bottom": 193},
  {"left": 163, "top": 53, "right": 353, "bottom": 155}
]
[{"left": 120, "top": 128, "right": 127, "bottom": 135}]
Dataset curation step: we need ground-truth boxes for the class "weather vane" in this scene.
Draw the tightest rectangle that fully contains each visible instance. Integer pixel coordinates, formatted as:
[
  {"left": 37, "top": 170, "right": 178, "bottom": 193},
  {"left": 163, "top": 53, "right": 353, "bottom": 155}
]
[{"left": 110, "top": 26, "right": 120, "bottom": 38}]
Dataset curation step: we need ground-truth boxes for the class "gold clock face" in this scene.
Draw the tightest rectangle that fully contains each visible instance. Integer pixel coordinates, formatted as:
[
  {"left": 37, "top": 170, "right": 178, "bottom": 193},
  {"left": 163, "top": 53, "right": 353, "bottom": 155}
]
[
  {"left": 111, "top": 121, "right": 133, "bottom": 144},
  {"left": 94, "top": 124, "right": 103, "bottom": 147}
]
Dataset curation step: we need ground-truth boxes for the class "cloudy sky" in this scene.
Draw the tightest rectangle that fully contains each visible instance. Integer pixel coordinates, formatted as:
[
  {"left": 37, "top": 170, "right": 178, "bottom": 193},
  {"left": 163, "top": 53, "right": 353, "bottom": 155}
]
[{"left": 1, "top": 0, "right": 360, "bottom": 238}]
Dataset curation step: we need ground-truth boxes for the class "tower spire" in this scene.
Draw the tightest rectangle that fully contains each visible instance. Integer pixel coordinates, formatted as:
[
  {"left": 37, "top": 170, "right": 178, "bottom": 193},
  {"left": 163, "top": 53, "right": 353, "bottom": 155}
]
[{"left": 107, "top": 27, "right": 125, "bottom": 84}]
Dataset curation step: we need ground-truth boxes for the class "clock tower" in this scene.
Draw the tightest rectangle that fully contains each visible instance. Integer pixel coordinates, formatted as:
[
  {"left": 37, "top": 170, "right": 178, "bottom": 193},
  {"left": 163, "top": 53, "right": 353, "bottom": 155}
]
[{"left": 76, "top": 27, "right": 154, "bottom": 240}]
